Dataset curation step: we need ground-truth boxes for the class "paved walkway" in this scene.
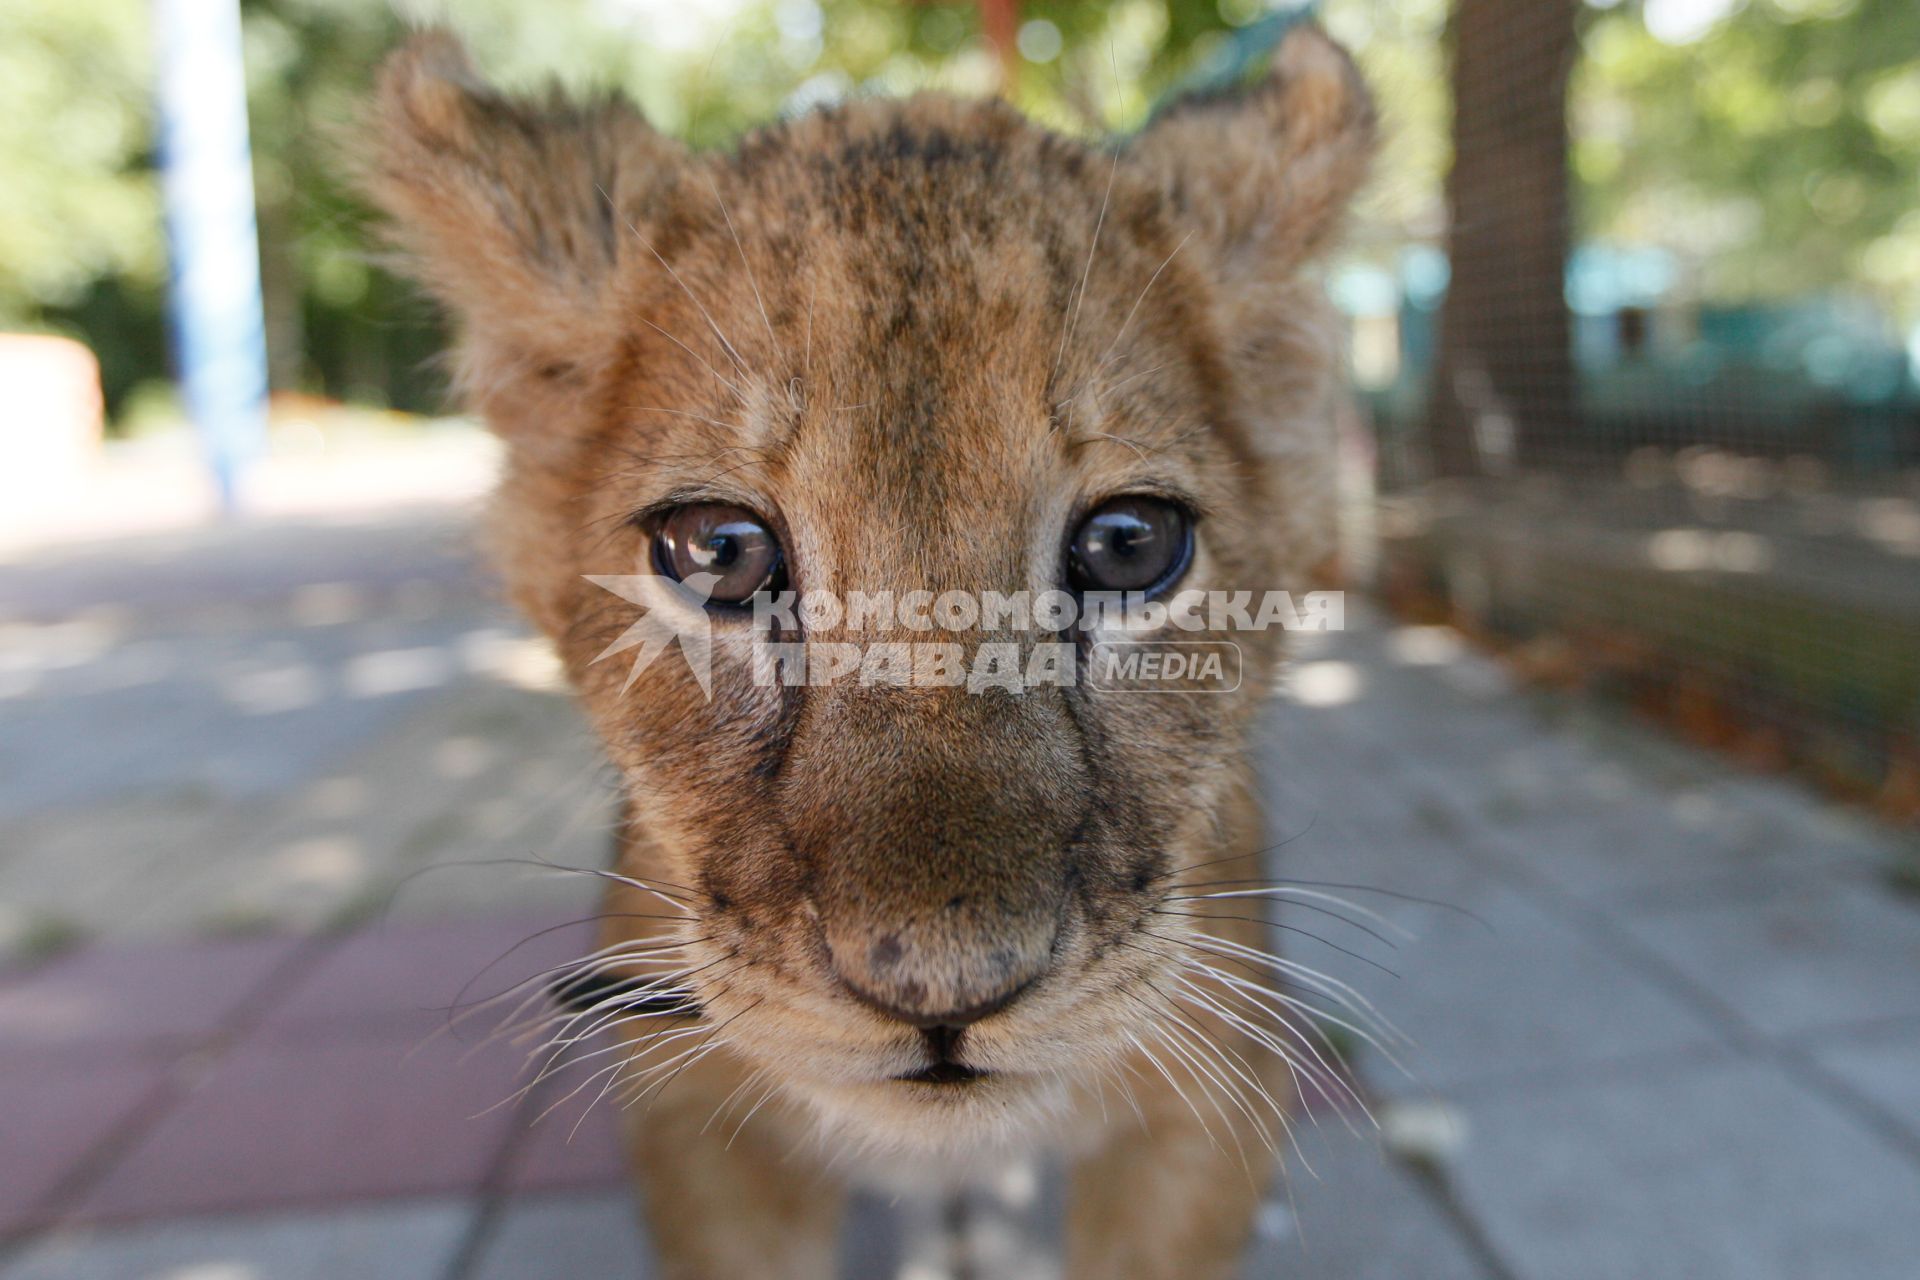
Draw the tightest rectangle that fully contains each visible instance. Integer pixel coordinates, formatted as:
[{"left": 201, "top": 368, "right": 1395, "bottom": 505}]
[{"left": 3, "top": 493, "right": 1919, "bottom": 1278}]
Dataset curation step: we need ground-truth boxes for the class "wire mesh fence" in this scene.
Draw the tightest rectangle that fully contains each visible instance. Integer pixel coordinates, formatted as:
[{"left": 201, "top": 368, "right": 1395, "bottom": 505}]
[{"left": 1335, "top": 0, "right": 1920, "bottom": 822}]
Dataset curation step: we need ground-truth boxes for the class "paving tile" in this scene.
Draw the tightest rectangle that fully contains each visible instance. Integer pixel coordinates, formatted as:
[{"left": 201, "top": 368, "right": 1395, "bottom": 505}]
[
  {"left": 259, "top": 911, "right": 601, "bottom": 1041},
  {"left": 467, "top": 1191, "right": 650, "bottom": 1280},
  {"left": 1448, "top": 1053, "right": 1920, "bottom": 1280},
  {"left": 1247, "top": 1127, "right": 1493, "bottom": 1280},
  {"left": 0, "top": 936, "right": 301, "bottom": 1061},
  {"left": 1238, "top": 810, "right": 1719, "bottom": 1095},
  {"left": 1361, "top": 890, "right": 1720, "bottom": 1095},
  {"left": 1419, "top": 732, "right": 1648, "bottom": 823},
  {"left": 379, "top": 770, "right": 615, "bottom": 924},
  {"left": 496, "top": 1030, "right": 636, "bottom": 1195},
  {"left": 1272, "top": 616, "right": 1892, "bottom": 903},
  {"left": 1660, "top": 776, "right": 1901, "bottom": 862},
  {"left": 1811, "top": 1023, "right": 1920, "bottom": 1148},
  {"left": 478, "top": 1149, "right": 1482, "bottom": 1280},
  {"left": 944, "top": 1161, "right": 1063, "bottom": 1280},
  {"left": 176, "top": 691, "right": 520, "bottom": 916},
  {"left": 1253, "top": 708, "right": 1434, "bottom": 843},
  {"left": 479, "top": 1182, "right": 912, "bottom": 1279},
  {"left": 1273, "top": 634, "right": 1549, "bottom": 771},
  {"left": 0, "top": 792, "right": 237, "bottom": 951},
  {"left": 479, "top": 1175, "right": 916, "bottom": 1279},
  {"left": 842, "top": 1191, "right": 917, "bottom": 1280},
  {"left": 379, "top": 856, "right": 608, "bottom": 928},
  {"left": 500, "top": 1094, "right": 629, "bottom": 1194},
  {"left": 74, "top": 1026, "right": 524, "bottom": 1221},
  {"left": 0, "top": 1199, "right": 474, "bottom": 1280},
  {"left": 1466, "top": 790, "right": 1876, "bottom": 903},
  {"left": 111, "top": 679, "right": 592, "bottom": 938},
  {"left": 0, "top": 619, "right": 450, "bottom": 823},
  {"left": 495, "top": 1019, "right": 723, "bottom": 1197},
  {"left": 0, "top": 1061, "right": 165, "bottom": 1237},
  {"left": 1619, "top": 876, "right": 1920, "bottom": 1037}
]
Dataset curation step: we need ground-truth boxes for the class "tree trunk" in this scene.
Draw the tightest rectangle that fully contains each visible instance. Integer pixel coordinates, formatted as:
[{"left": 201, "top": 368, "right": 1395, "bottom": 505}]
[{"left": 1428, "top": 0, "right": 1580, "bottom": 476}]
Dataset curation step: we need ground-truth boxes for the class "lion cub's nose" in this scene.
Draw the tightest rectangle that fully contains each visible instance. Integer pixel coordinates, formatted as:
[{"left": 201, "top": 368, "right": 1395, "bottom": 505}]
[
  {"left": 838, "top": 971, "right": 1028, "bottom": 1031},
  {"left": 827, "top": 923, "right": 1051, "bottom": 1030}
]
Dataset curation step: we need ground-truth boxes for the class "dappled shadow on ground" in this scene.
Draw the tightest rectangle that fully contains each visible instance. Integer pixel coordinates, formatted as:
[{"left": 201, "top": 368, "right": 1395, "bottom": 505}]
[{"left": 0, "top": 500, "right": 616, "bottom": 959}]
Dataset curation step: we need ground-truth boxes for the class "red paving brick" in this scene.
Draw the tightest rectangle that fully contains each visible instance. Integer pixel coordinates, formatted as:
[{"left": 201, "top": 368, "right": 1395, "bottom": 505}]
[
  {"left": 0, "top": 1059, "right": 169, "bottom": 1237},
  {"left": 259, "top": 911, "right": 600, "bottom": 1041},
  {"left": 0, "top": 936, "right": 303, "bottom": 1060},
  {"left": 73, "top": 1019, "right": 527, "bottom": 1222},
  {"left": 501, "top": 1083, "right": 629, "bottom": 1193},
  {"left": 501, "top": 1027, "right": 720, "bottom": 1193},
  {"left": 0, "top": 915, "right": 620, "bottom": 1227}
]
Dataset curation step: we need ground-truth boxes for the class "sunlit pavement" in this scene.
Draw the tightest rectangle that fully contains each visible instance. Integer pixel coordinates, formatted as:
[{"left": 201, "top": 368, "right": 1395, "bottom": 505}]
[{"left": 3, "top": 465, "right": 1920, "bottom": 1277}]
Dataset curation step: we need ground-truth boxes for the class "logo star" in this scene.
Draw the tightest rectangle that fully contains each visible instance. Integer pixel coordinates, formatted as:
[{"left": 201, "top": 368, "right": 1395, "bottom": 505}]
[{"left": 582, "top": 572, "right": 721, "bottom": 699}]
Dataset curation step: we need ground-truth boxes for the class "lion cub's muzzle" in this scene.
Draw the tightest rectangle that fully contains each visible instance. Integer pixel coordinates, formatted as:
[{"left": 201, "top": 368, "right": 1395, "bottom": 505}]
[{"left": 782, "top": 686, "right": 1086, "bottom": 1041}]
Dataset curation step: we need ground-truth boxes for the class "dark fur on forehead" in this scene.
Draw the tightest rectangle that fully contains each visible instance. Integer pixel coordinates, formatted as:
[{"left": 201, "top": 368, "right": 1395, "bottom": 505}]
[{"left": 359, "top": 24, "right": 1371, "bottom": 394}]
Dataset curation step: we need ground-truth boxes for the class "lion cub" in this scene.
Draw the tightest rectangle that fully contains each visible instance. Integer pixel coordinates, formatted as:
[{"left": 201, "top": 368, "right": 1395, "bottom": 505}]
[{"left": 363, "top": 23, "right": 1373, "bottom": 1279}]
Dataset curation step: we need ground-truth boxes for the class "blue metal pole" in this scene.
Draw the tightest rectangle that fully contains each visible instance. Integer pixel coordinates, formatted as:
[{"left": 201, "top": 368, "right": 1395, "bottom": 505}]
[{"left": 154, "top": 0, "right": 269, "bottom": 514}]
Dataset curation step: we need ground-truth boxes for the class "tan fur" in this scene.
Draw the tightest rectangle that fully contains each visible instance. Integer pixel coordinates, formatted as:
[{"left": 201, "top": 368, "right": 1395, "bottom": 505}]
[{"left": 362, "top": 25, "right": 1373, "bottom": 1279}]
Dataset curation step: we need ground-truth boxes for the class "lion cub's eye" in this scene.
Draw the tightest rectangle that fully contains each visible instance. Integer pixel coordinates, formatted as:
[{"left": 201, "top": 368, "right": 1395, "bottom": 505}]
[
  {"left": 651, "top": 504, "right": 784, "bottom": 605},
  {"left": 1065, "top": 496, "right": 1193, "bottom": 596}
]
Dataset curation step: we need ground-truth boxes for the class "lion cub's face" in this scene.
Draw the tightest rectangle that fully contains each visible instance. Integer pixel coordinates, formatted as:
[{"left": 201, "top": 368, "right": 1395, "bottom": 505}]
[{"left": 367, "top": 27, "right": 1371, "bottom": 1152}]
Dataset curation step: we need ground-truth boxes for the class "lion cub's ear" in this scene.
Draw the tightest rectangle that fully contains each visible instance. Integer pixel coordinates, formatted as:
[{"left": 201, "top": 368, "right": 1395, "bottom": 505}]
[
  {"left": 1126, "top": 24, "right": 1374, "bottom": 586},
  {"left": 358, "top": 31, "right": 684, "bottom": 400},
  {"left": 1126, "top": 23, "right": 1375, "bottom": 287}
]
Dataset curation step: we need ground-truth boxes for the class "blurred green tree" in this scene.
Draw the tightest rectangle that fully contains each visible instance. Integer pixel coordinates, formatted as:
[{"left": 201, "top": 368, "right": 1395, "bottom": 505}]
[
  {"left": 3, "top": 0, "right": 1912, "bottom": 425},
  {"left": 1576, "top": 0, "right": 1920, "bottom": 324},
  {"left": 0, "top": 0, "right": 160, "bottom": 320},
  {"left": 0, "top": 0, "right": 166, "bottom": 415}
]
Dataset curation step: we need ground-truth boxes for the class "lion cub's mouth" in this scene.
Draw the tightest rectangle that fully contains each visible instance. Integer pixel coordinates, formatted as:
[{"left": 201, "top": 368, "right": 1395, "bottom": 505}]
[
  {"left": 894, "top": 1061, "right": 987, "bottom": 1086},
  {"left": 893, "top": 1024, "right": 988, "bottom": 1085}
]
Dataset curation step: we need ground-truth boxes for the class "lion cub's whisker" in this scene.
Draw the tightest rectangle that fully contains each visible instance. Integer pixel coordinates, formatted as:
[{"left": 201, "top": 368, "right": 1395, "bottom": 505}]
[
  {"left": 1194, "top": 959, "right": 1414, "bottom": 1092},
  {"left": 1172, "top": 967, "right": 1375, "bottom": 1135},
  {"left": 1155, "top": 899, "right": 1403, "bottom": 955},
  {"left": 1177, "top": 886, "right": 1415, "bottom": 941},
  {"left": 445, "top": 942, "right": 708, "bottom": 1067},
  {"left": 1166, "top": 875, "right": 1496, "bottom": 930},
  {"left": 1144, "top": 987, "right": 1288, "bottom": 1153},
  {"left": 1172, "top": 929, "right": 1408, "bottom": 1050}
]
